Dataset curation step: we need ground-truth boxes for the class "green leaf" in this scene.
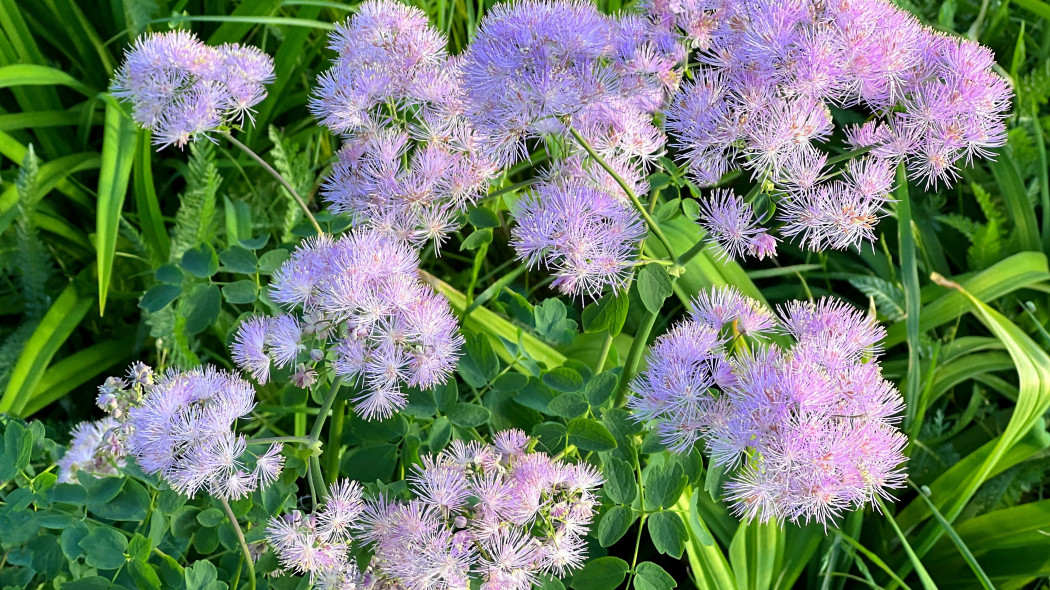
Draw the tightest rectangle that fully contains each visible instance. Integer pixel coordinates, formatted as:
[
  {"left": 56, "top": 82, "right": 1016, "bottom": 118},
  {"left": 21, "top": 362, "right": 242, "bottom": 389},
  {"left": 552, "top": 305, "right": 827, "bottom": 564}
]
[
  {"left": 89, "top": 478, "right": 150, "bottom": 521},
  {"left": 570, "top": 556, "right": 629, "bottom": 590},
  {"left": 258, "top": 248, "right": 290, "bottom": 274},
  {"left": 582, "top": 292, "right": 630, "bottom": 336},
  {"left": 468, "top": 206, "right": 501, "bottom": 228},
  {"left": 585, "top": 371, "right": 618, "bottom": 407},
  {"left": 458, "top": 332, "right": 500, "bottom": 388},
  {"left": 60, "top": 521, "right": 89, "bottom": 560},
  {"left": 597, "top": 505, "right": 635, "bottom": 547},
  {"left": 645, "top": 463, "right": 687, "bottom": 511},
  {"left": 196, "top": 507, "right": 226, "bottom": 528},
  {"left": 181, "top": 243, "right": 220, "bottom": 279},
  {"left": 446, "top": 402, "right": 491, "bottom": 428},
  {"left": 603, "top": 456, "right": 637, "bottom": 505},
  {"left": 155, "top": 264, "right": 183, "bottom": 284},
  {"left": 184, "top": 559, "right": 219, "bottom": 590},
  {"left": 221, "top": 280, "right": 258, "bottom": 304},
  {"left": 139, "top": 284, "right": 181, "bottom": 313},
  {"left": 567, "top": 417, "right": 617, "bottom": 452},
  {"left": 543, "top": 367, "right": 583, "bottom": 393},
  {"left": 648, "top": 511, "right": 687, "bottom": 558},
  {"left": 184, "top": 284, "right": 221, "bottom": 336},
  {"left": 127, "top": 534, "right": 153, "bottom": 562},
  {"left": 341, "top": 443, "right": 397, "bottom": 482},
  {"left": 634, "top": 562, "right": 677, "bottom": 590},
  {"left": 461, "top": 228, "right": 493, "bottom": 251},
  {"left": 548, "top": 392, "right": 589, "bottom": 418},
  {"left": 95, "top": 98, "right": 137, "bottom": 315},
  {"left": 129, "top": 559, "right": 163, "bottom": 590},
  {"left": 219, "top": 245, "right": 258, "bottom": 274},
  {"left": 638, "top": 264, "right": 673, "bottom": 314},
  {"left": 80, "top": 527, "right": 128, "bottom": 570}
]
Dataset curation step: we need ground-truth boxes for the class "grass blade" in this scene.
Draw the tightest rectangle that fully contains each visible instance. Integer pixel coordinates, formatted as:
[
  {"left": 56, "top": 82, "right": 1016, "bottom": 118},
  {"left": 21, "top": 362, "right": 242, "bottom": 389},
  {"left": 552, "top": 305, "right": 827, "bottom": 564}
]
[
  {"left": 908, "top": 482, "right": 994, "bottom": 590},
  {"left": 132, "top": 129, "right": 169, "bottom": 262},
  {"left": 989, "top": 151, "right": 1040, "bottom": 252},
  {"left": 895, "top": 164, "right": 923, "bottom": 429},
  {"left": 877, "top": 497, "right": 939, "bottom": 590},
  {"left": 833, "top": 530, "right": 914, "bottom": 590},
  {"left": 22, "top": 338, "right": 135, "bottom": 416},
  {"left": 96, "top": 96, "right": 138, "bottom": 315},
  {"left": 0, "top": 281, "right": 93, "bottom": 415}
]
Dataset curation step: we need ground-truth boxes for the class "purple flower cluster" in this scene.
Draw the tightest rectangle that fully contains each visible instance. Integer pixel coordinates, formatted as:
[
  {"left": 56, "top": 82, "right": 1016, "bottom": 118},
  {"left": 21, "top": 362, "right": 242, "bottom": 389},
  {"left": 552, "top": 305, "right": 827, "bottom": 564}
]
[
  {"left": 459, "top": 0, "right": 680, "bottom": 167},
  {"left": 112, "top": 30, "right": 274, "bottom": 148},
  {"left": 458, "top": 0, "right": 685, "bottom": 297},
  {"left": 266, "top": 430, "right": 602, "bottom": 590},
  {"left": 629, "top": 287, "right": 907, "bottom": 526},
  {"left": 96, "top": 363, "right": 284, "bottom": 500},
  {"left": 234, "top": 230, "right": 463, "bottom": 420},
  {"left": 312, "top": 0, "right": 495, "bottom": 248},
  {"left": 658, "top": 0, "right": 1011, "bottom": 252},
  {"left": 57, "top": 417, "right": 125, "bottom": 484},
  {"left": 511, "top": 175, "right": 647, "bottom": 299}
]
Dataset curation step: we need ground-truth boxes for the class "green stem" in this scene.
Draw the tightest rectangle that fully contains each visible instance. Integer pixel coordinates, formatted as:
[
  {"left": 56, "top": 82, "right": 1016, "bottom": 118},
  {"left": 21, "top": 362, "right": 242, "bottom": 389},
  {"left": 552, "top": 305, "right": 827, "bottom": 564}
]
[
  {"left": 325, "top": 396, "right": 346, "bottom": 485},
  {"left": 309, "top": 378, "right": 343, "bottom": 443},
  {"left": 615, "top": 275, "right": 679, "bottom": 406},
  {"left": 219, "top": 497, "right": 256, "bottom": 590},
  {"left": 825, "top": 145, "right": 874, "bottom": 166},
  {"left": 310, "top": 455, "right": 328, "bottom": 500},
  {"left": 594, "top": 332, "right": 614, "bottom": 373},
  {"left": 567, "top": 126, "right": 682, "bottom": 274},
  {"left": 246, "top": 435, "right": 310, "bottom": 446},
  {"left": 221, "top": 131, "right": 323, "bottom": 236}
]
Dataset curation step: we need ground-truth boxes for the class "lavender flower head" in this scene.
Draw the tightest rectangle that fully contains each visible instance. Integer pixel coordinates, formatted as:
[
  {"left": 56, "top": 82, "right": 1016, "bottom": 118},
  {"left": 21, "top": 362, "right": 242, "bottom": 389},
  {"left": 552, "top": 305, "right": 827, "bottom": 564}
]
[
  {"left": 57, "top": 417, "right": 125, "bottom": 484},
  {"left": 237, "top": 229, "right": 463, "bottom": 420},
  {"left": 511, "top": 175, "right": 647, "bottom": 299},
  {"left": 112, "top": 30, "right": 274, "bottom": 148},
  {"left": 629, "top": 287, "right": 907, "bottom": 527},
  {"left": 96, "top": 363, "right": 284, "bottom": 500},
  {"left": 312, "top": 0, "right": 496, "bottom": 249},
  {"left": 660, "top": 0, "right": 1011, "bottom": 254},
  {"left": 266, "top": 430, "right": 601, "bottom": 590}
]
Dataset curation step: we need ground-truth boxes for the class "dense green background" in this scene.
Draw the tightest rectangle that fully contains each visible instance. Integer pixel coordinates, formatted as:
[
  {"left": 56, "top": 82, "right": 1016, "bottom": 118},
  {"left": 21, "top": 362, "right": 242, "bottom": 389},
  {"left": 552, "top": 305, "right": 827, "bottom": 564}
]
[{"left": 1, "top": 0, "right": 1050, "bottom": 588}]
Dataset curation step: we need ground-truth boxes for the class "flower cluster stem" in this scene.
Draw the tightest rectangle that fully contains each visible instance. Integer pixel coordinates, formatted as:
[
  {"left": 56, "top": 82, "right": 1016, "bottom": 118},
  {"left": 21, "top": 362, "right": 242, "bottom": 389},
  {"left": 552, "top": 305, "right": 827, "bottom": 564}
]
[
  {"left": 221, "top": 131, "right": 324, "bottom": 236},
  {"left": 567, "top": 126, "right": 683, "bottom": 275},
  {"left": 220, "top": 497, "right": 256, "bottom": 590}
]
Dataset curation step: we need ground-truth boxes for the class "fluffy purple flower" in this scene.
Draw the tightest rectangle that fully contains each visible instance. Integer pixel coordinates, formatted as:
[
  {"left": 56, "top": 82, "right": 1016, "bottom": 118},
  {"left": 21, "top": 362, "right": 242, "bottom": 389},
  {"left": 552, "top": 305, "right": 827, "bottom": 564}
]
[
  {"left": 266, "top": 481, "right": 364, "bottom": 584},
  {"left": 511, "top": 178, "right": 646, "bottom": 299},
  {"left": 264, "top": 230, "right": 463, "bottom": 420},
  {"left": 660, "top": 0, "right": 1010, "bottom": 253},
  {"left": 309, "top": 0, "right": 449, "bottom": 132},
  {"left": 629, "top": 287, "right": 907, "bottom": 527},
  {"left": 349, "top": 430, "right": 600, "bottom": 590},
  {"left": 312, "top": 1, "right": 495, "bottom": 248},
  {"left": 697, "top": 189, "right": 776, "bottom": 261},
  {"left": 459, "top": 0, "right": 620, "bottom": 166},
  {"left": 231, "top": 314, "right": 303, "bottom": 384},
  {"left": 98, "top": 364, "right": 284, "bottom": 499},
  {"left": 57, "top": 417, "right": 125, "bottom": 484},
  {"left": 112, "top": 30, "right": 273, "bottom": 148}
]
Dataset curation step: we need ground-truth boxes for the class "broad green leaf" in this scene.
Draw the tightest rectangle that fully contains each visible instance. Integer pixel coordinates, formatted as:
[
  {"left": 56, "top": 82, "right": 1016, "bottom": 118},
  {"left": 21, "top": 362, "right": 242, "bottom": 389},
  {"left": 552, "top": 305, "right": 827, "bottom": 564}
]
[
  {"left": 184, "top": 284, "right": 221, "bottom": 336},
  {"left": 638, "top": 263, "right": 673, "bottom": 313},
  {"left": 570, "top": 556, "right": 629, "bottom": 590},
  {"left": 446, "top": 402, "right": 491, "bottom": 428},
  {"left": 567, "top": 417, "right": 617, "bottom": 452},
  {"left": 80, "top": 527, "right": 128, "bottom": 570},
  {"left": 140, "top": 284, "right": 181, "bottom": 313},
  {"left": 181, "top": 243, "right": 220, "bottom": 278},
  {"left": 543, "top": 367, "right": 583, "bottom": 393},
  {"left": 582, "top": 292, "right": 630, "bottom": 336},
  {"left": 548, "top": 392, "right": 588, "bottom": 418},
  {"left": 648, "top": 511, "right": 687, "bottom": 558},
  {"left": 597, "top": 505, "right": 635, "bottom": 547},
  {"left": 221, "top": 280, "right": 258, "bottom": 304},
  {"left": 645, "top": 463, "right": 687, "bottom": 511},
  {"left": 603, "top": 456, "right": 637, "bottom": 505},
  {"left": 96, "top": 97, "right": 137, "bottom": 315},
  {"left": 634, "top": 562, "right": 677, "bottom": 590}
]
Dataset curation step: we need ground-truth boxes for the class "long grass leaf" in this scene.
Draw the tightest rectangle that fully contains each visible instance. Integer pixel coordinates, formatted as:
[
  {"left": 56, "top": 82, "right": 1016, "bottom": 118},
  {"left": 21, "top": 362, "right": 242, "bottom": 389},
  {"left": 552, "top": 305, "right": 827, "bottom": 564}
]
[
  {"left": 908, "top": 483, "right": 995, "bottom": 590},
  {"left": 0, "top": 281, "right": 93, "bottom": 415},
  {"left": 833, "top": 531, "right": 914, "bottom": 590},
  {"left": 96, "top": 97, "right": 138, "bottom": 315},
  {"left": 884, "top": 252, "right": 1050, "bottom": 347},
  {"left": 989, "top": 152, "right": 1040, "bottom": 251},
  {"left": 896, "top": 164, "right": 923, "bottom": 429},
  {"left": 22, "top": 338, "right": 134, "bottom": 416},
  {"left": 132, "top": 129, "right": 169, "bottom": 262},
  {"left": 877, "top": 497, "right": 939, "bottom": 590}
]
